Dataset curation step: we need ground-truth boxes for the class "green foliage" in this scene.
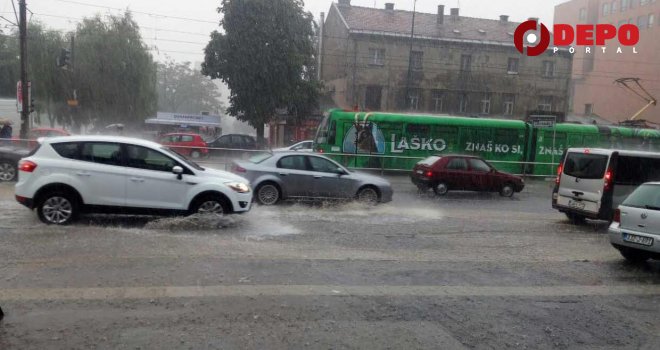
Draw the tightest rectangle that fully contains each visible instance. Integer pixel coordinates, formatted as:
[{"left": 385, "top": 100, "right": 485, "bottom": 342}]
[
  {"left": 202, "top": 0, "right": 321, "bottom": 141},
  {"left": 74, "top": 12, "right": 157, "bottom": 128},
  {"left": 157, "top": 59, "right": 223, "bottom": 115}
]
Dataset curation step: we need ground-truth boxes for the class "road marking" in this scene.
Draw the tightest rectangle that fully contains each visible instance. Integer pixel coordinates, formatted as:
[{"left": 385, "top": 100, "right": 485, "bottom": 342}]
[{"left": 1, "top": 284, "right": 659, "bottom": 301}]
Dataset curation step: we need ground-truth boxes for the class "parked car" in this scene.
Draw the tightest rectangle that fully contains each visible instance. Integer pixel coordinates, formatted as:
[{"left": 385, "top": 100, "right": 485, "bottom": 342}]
[
  {"left": 15, "top": 136, "right": 252, "bottom": 225},
  {"left": 273, "top": 140, "right": 314, "bottom": 152},
  {"left": 553, "top": 148, "right": 660, "bottom": 223},
  {"left": 207, "top": 134, "right": 261, "bottom": 157},
  {"left": 14, "top": 127, "right": 70, "bottom": 149},
  {"left": 0, "top": 146, "right": 31, "bottom": 181},
  {"left": 410, "top": 155, "right": 524, "bottom": 197},
  {"left": 158, "top": 133, "right": 209, "bottom": 159},
  {"left": 231, "top": 152, "right": 392, "bottom": 205},
  {"left": 609, "top": 182, "right": 660, "bottom": 263}
]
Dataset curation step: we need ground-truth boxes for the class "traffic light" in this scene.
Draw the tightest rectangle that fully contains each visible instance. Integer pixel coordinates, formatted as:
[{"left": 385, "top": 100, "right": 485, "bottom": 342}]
[
  {"left": 30, "top": 98, "right": 35, "bottom": 113},
  {"left": 56, "top": 48, "right": 71, "bottom": 68}
]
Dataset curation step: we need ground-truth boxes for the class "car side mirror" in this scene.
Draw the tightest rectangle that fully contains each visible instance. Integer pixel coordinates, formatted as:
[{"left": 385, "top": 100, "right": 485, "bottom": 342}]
[
  {"left": 337, "top": 167, "right": 347, "bottom": 176},
  {"left": 172, "top": 166, "right": 183, "bottom": 180}
]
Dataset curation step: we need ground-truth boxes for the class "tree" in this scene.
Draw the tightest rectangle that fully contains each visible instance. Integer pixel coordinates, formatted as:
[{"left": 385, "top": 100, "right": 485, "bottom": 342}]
[
  {"left": 202, "top": 0, "right": 321, "bottom": 143},
  {"left": 74, "top": 12, "right": 157, "bottom": 130},
  {"left": 157, "top": 60, "right": 223, "bottom": 115}
]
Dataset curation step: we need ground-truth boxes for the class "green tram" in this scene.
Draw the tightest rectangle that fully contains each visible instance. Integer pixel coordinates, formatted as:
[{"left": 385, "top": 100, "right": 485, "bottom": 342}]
[{"left": 313, "top": 109, "right": 660, "bottom": 175}]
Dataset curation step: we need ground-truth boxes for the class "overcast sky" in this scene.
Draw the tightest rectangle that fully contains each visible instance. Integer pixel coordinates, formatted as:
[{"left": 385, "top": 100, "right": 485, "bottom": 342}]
[{"left": 1, "top": 0, "right": 567, "bottom": 64}]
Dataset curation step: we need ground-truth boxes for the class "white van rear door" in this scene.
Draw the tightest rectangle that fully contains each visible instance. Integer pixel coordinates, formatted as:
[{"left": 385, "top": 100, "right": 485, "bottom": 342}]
[{"left": 557, "top": 151, "right": 610, "bottom": 212}]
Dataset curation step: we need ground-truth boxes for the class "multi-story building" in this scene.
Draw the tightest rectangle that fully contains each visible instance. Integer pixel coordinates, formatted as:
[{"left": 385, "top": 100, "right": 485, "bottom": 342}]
[
  {"left": 555, "top": 0, "right": 660, "bottom": 123},
  {"left": 320, "top": 0, "right": 573, "bottom": 118}
]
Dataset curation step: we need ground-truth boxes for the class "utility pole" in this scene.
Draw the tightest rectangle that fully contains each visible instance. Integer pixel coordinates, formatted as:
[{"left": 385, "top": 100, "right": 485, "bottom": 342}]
[
  {"left": 18, "top": 0, "right": 29, "bottom": 140},
  {"left": 405, "top": 0, "right": 417, "bottom": 110}
]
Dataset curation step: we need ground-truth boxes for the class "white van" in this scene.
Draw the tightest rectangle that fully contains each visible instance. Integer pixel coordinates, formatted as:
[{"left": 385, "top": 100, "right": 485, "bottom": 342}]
[{"left": 552, "top": 148, "right": 660, "bottom": 222}]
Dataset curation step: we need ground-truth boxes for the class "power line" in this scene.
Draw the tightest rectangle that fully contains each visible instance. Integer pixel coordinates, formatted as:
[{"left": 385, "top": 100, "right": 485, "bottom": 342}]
[{"left": 50, "top": 0, "right": 218, "bottom": 24}]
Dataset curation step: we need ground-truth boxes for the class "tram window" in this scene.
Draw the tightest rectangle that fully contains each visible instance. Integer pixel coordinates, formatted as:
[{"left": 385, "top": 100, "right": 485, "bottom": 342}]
[
  {"left": 328, "top": 121, "right": 337, "bottom": 145},
  {"left": 567, "top": 134, "right": 583, "bottom": 147},
  {"left": 406, "top": 124, "right": 429, "bottom": 136},
  {"left": 494, "top": 129, "right": 519, "bottom": 144}
]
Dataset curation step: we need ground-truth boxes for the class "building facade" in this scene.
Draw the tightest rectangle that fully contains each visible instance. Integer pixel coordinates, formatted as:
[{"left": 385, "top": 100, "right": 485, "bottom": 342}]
[
  {"left": 555, "top": 0, "right": 660, "bottom": 123},
  {"left": 320, "top": 0, "right": 573, "bottom": 119}
]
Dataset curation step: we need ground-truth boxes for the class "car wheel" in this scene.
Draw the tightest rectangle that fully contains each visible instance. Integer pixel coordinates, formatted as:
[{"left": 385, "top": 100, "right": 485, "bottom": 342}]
[
  {"left": 500, "top": 183, "right": 515, "bottom": 197},
  {"left": 0, "top": 161, "right": 17, "bottom": 181},
  {"left": 37, "top": 191, "right": 79, "bottom": 225},
  {"left": 433, "top": 182, "right": 449, "bottom": 196},
  {"left": 356, "top": 186, "right": 379, "bottom": 205},
  {"left": 191, "top": 195, "right": 229, "bottom": 215},
  {"left": 256, "top": 182, "right": 281, "bottom": 205},
  {"left": 618, "top": 247, "right": 650, "bottom": 263},
  {"left": 191, "top": 150, "right": 201, "bottom": 159}
]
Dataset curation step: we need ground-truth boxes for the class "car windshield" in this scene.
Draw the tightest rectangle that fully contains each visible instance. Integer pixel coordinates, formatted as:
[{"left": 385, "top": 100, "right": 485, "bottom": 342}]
[
  {"left": 418, "top": 156, "right": 441, "bottom": 166},
  {"left": 249, "top": 152, "right": 273, "bottom": 164},
  {"left": 622, "top": 184, "right": 660, "bottom": 209},
  {"left": 563, "top": 153, "right": 608, "bottom": 179},
  {"left": 161, "top": 146, "right": 204, "bottom": 171}
]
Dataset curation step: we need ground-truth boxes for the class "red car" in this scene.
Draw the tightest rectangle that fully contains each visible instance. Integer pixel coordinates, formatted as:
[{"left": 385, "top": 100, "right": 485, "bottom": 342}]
[
  {"left": 159, "top": 132, "right": 209, "bottom": 158},
  {"left": 411, "top": 155, "right": 525, "bottom": 197},
  {"left": 13, "top": 128, "right": 70, "bottom": 149}
]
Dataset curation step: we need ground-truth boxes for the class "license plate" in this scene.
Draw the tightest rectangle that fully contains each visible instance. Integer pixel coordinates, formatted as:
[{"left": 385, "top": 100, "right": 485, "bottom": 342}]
[
  {"left": 416, "top": 170, "right": 423, "bottom": 174},
  {"left": 568, "top": 199, "right": 585, "bottom": 210},
  {"left": 623, "top": 233, "right": 654, "bottom": 246}
]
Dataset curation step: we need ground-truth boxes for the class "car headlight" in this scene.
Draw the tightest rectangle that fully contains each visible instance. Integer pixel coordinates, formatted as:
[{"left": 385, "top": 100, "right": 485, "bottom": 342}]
[{"left": 226, "top": 182, "right": 251, "bottom": 193}]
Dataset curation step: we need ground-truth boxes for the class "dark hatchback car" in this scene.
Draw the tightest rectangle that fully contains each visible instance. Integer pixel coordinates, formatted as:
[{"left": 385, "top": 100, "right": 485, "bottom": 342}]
[
  {"left": 0, "top": 146, "right": 31, "bottom": 181},
  {"left": 207, "top": 134, "right": 262, "bottom": 156},
  {"left": 411, "top": 155, "right": 525, "bottom": 197}
]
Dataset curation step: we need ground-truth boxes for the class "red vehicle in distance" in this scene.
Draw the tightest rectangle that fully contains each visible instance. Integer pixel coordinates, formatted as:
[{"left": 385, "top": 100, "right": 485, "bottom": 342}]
[
  {"left": 411, "top": 155, "right": 525, "bottom": 197},
  {"left": 13, "top": 128, "right": 70, "bottom": 149},
  {"left": 159, "top": 132, "right": 209, "bottom": 159}
]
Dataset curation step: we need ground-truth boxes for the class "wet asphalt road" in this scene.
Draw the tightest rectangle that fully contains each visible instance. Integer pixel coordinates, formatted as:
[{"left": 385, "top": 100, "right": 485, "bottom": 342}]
[{"left": 0, "top": 176, "right": 659, "bottom": 349}]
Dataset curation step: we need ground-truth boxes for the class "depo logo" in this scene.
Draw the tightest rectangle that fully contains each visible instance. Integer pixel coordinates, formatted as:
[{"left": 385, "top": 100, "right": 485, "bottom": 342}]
[{"left": 515, "top": 20, "right": 640, "bottom": 56}]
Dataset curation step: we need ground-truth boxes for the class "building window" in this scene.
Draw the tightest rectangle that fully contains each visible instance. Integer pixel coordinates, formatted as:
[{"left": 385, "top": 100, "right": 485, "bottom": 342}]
[
  {"left": 637, "top": 15, "right": 649, "bottom": 28},
  {"left": 603, "top": 2, "right": 611, "bottom": 15},
  {"left": 507, "top": 57, "right": 519, "bottom": 74},
  {"left": 579, "top": 8, "right": 587, "bottom": 20},
  {"left": 621, "top": 0, "right": 630, "bottom": 11},
  {"left": 648, "top": 13, "right": 655, "bottom": 28},
  {"left": 431, "top": 90, "right": 444, "bottom": 113},
  {"left": 538, "top": 96, "right": 553, "bottom": 112},
  {"left": 611, "top": 1, "right": 618, "bottom": 12},
  {"left": 640, "top": 0, "right": 648, "bottom": 5},
  {"left": 503, "top": 94, "right": 515, "bottom": 116},
  {"left": 618, "top": 19, "right": 629, "bottom": 27},
  {"left": 411, "top": 51, "right": 423, "bottom": 70},
  {"left": 460, "top": 54, "right": 472, "bottom": 72},
  {"left": 459, "top": 93, "right": 468, "bottom": 113},
  {"left": 407, "top": 89, "right": 421, "bottom": 110},
  {"left": 542, "top": 61, "right": 555, "bottom": 78},
  {"left": 368, "top": 48, "right": 385, "bottom": 66},
  {"left": 585, "top": 103, "right": 593, "bottom": 115},
  {"left": 480, "top": 93, "right": 491, "bottom": 115}
]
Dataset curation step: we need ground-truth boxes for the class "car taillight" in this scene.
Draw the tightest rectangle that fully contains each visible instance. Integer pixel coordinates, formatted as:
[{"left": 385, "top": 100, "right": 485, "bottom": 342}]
[
  {"left": 426, "top": 171, "right": 433, "bottom": 178},
  {"left": 555, "top": 164, "right": 563, "bottom": 185},
  {"left": 232, "top": 165, "right": 246, "bottom": 173},
  {"left": 604, "top": 169, "right": 613, "bottom": 191},
  {"left": 18, "top": 160, "right": 37, "bottom": 172},
  {"left": 613, "top": 208, "right": 620, "bottom": 223},
  {"left": 318, "top": 148, "right": 324, "bottom": 153}
]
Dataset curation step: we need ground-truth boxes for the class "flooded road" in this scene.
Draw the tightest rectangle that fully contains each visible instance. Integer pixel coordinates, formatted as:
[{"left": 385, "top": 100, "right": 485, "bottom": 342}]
[{"left": 0, "top": 178, "right": 659, "bottom": 349}]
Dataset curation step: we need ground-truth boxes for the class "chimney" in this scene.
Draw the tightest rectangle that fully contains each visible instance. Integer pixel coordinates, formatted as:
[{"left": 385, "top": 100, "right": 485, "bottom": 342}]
[
  {"left": 337, "top": 0, "right": 351, "bottom": 6},
  {"left": 385, "top": 3, "right": 394, "bottom": 10},
  {"left": 499, "top": 15, "right": 509, "bottom": 23},
  {"left": 437, "top": 5, "right": 445, "bottom": 25},
  {"left": 450, "top": 7, "right": 459, "bottom": 20}
]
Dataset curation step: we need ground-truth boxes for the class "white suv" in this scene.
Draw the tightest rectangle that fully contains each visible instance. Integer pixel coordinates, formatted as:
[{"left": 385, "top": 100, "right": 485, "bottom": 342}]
[{"left": 15, "top": 136, "right": 252, "bottom": 225}]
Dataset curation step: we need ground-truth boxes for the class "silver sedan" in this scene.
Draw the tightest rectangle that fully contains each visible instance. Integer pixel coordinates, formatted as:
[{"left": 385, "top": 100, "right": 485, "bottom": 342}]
[{"left": 231, "top": 152, "right": 393, "bottom": 205}]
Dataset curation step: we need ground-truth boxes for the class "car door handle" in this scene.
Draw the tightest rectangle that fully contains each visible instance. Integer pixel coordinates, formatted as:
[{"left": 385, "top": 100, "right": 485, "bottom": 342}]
[
  {"left": 129, "top": 177, "right": 145, "bottom": 183},
  {"left": 313, "top": 175, "right": 323, "bottom": 179},
  {"left": 278, "top": 173, "right": 288, "bottom": 176},
  {"left": 76, "top": 171, "right": 91, "bottom": 177},
  {"left": 638, "top": 224, "right": 646, "bottom": 228}
]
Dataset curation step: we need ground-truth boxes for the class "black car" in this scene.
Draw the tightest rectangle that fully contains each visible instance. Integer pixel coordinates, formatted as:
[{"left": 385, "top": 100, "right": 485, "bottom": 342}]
[
  {"left": 207, "top": 134, "right": 263, "bottom": 157},
  {"left": 0, "top": 146, "right": 30, "bottom": 182}
]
